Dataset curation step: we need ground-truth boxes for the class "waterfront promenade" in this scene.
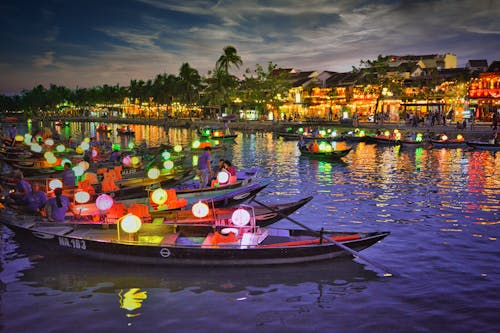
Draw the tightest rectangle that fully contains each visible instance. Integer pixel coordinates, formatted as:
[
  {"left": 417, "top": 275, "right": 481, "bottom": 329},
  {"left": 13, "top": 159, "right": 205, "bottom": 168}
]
[{"left": 44, "top": 116, "right": 496, "bottom": 140}]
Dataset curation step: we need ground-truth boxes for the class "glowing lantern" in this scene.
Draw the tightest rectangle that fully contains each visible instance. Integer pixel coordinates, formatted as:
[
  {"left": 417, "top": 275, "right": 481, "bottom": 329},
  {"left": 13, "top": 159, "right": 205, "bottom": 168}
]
[
  {"left": 61, "top": 158, "right": 71, "bottom": 167},
  {"left": 121, "top": 214, "right": 142, "bottom": 233},
  {"left": 359, "top": 130, "right": 366, "bottom": 137},
  {"left": 74, "top": 191, "right": 91, "bottom": 204},
  {"left": 112, "top": 143, "right": 121, "bottom": 151},
  {"left": 24, "top": 134, "right": 32, "bottom": 144},
  {"left": 96, "top": 194, "right": 114, "bottom": 211},
  {"left": 49, "top": 179, "right": 63, "bottom": 190},
  {"left": 395, "top": 132, "right": 401, "bottom": 140},
  {"left": 31, "top": 143, "right": 42, "bottom": 153},
  {"left": 131, "top": 156, "right": 140, "bottom": 165},
  {"left": 416, "top": 133, "right": 423, "bottom": 142},
  {"left": 163, "top": 160, "right": 174, "bottom": 170},
  {"left": 73, "top": 165, "right": 85, "bottom": 177},
  {"left": 192, "top": 201, "right": 209, "bottom": 218},
  {"left": 91, "top": 148, "right": 98, "bottom": 158},
  {"left": 15, "top": 134, "right": 24, "bottom": 142},
  {"left": 456, "top": 134, "right": 463, "bottom": 141},
  {"left": 79, "top": 160, "right": 90, "bottom": 171},
  {"left": 217, "top": 170, "right": 230, "bottom": 184},
  {"left": 75, "top": 146, "right": 83, "bottom": 154},
  {"left": 298, "top": 127, "right": 304, "bottom": 133},
  {"left": 192, "top": 140, "right": 201, "bottom": 149},
  {"left": 44, "top": 151, "right": 55, "bottom": 160},
  {"left": 45, "top": 138, "right": 54, "bottom": 146},
  {"left": 202, "top": 129, "right": 211, "bottom": 136},
  {"left": 174, "top": 145, "right": 182, "bottom": 153},
  {"left": 128, "top": 141, "right": 135, "bottom": 149},
  {"left": 83, "top": 137, "right": 90, "bottom": 143},
  {"left": 441, "top": 134, "right": 448, "bottom": 141},
  {"left": 147, "top": 167, "right": 160, "bottom": 179},
  {"left": 46, "top": 155, "right": 57, "bottom": 164},
  {"left": 319, "top": 129, "right": 326, "bottom": 137},
  {"left": 80, "top": 141, "right": 90, "bottom": 151},
  {"left": 151, "top": 188, "right": 168, "bottom": 205},
  {"left": 318, "top": 142, "right": 327, "bottom": 151},
  {"left": 56, "top": 144, "right": 65, "bottom": 152},
  {"left": 324, "top": 144, "right": 333, "bottom": 152},
  {"left": 122, "top": 155, "right": 131, "bottom": 166},
  {"left": 161, "top": 151, "right": 171, "bottom": 160},
  {"left": 331, "top": 130, "right": 338, "bottom": 138},
  {"left": 213, "top": 140, "right": 220, "bottom": 145},
  {"left": 231, "top": 208, "right": 251, "bottom": 226},
  {"left": 384, "top": 131, "right": 390, "bottom": 137},
  {"left": 192, "top": 155, "right": 198, "bottom": 166}
]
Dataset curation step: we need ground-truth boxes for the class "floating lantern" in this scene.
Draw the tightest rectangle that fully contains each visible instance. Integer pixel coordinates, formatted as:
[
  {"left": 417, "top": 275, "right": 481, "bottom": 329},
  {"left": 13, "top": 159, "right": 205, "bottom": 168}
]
[
  {"left": 96, "top": 194, "right": 114, "bottom": 211},
  {"left": 80, "top": 141, "right": 90, "bottom": 151},
  {"left": 163, "top": 160, "right": 174, "bottom": 170},
  {"left": 73, "top": 165, "right": 85, "bottom": 177},
  {"left": 74, "top": 190, "right": 91, "bottom": 204},
  {"left": 161, "top": 151, "right": 171, "bottom": 160},
  {"left": 121, "top": 214, "right": 142, "bottom": 233},
  {"left": 15, "top": 134, "right": 24, "bottom": 142},
  {"left": 231, "top": 208, "right": 251, "bottom": 226},
  {"left": 192, "top": 201, "right": 209, "bottom": 218},
  {"left": 147, "top": 167, "right": 160, "bottom": 180},
  {"left": 122, "top": 155, "right": 131, "bottom": 166},
  {"left": 151, "top": 188, "right": 168, "bottom": 205},
  {"left": 128, "top": 141, "right": 135, "bottom": 149},
  {"left": 174, "top": 145, "right": 182, "bottom": 153},
  {"left": 56, "top": 144, "right": 65, "bottom": 152},
  {"left": 31, "top": 143, "right": 42, "bottom": 153},
  {"left": 217, "top": 170, "right": 230, "bottom": 185},
  {"left": 49, "top": 179, "right": 63, "bottom": 190},
  {"left": 192, "top": 140, "right": 201, "bottom": 149},
  {"left": 45, "top": 138, "right": 54, "bottom": 146},
  {"left": 131, "top": 156, "right": 140, "bottom": 165}
]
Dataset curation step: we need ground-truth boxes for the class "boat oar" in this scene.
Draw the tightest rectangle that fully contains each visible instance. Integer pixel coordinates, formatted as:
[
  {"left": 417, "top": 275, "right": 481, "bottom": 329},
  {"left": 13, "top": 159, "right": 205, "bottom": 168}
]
[{"left": 251, "top": 198, "right": 396, "bottom": 277}]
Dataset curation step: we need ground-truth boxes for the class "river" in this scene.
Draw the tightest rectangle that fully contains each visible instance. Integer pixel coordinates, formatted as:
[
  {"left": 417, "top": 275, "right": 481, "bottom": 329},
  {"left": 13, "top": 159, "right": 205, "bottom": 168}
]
[{"left": 1, "top": 123, "right": 499, "bottom": 333}]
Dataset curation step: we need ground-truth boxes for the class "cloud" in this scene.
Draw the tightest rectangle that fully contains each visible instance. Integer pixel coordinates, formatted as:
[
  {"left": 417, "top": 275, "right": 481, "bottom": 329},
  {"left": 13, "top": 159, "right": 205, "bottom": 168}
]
[{"left": 33, "top": 51, "right": 55, "bottom": 67}]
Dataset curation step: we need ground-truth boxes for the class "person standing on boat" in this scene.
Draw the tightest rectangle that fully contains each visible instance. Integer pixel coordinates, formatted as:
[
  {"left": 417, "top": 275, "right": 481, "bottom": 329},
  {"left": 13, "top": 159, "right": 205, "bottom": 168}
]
[
  {"left": 197, "top": 146, "right": 212, "bottom": 188},
  {"left": 61, "top": 163, "right": 76, "bottom": 187},
  {"left": 26, "top": 182, "right": 48, "bottom": 215},
  {"left": 46, "top": 187, "right": 70, "bottom": 222}
]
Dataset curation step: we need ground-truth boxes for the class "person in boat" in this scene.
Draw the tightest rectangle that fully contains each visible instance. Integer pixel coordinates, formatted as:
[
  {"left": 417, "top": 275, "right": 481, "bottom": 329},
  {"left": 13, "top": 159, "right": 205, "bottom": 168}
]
[
  {"left": 26, "top": 182, "right": 48, "bottom": 215},
  {"left": 61, "top": 163, "right": 76, "bottom": 187},
  {"left": 9, "top": 171, "right": 32, "bottom": 205},
  {"left": 46, "top": 187, "right": 70, "bottom": 222},
  {"left": 197, "top": 146, "right": 212, "bottom": 188},
  {"left": 212, "top": 159, "right": 225, "bottom": 175},
  {"left": 223, "top": 160, "right": 236, "bottom": 177},
  {"left": 109, "top": 149, "right": 121, "bottom": 162},
  {"left": 307, "top": 139, "right": 319, "bottom": 152}
]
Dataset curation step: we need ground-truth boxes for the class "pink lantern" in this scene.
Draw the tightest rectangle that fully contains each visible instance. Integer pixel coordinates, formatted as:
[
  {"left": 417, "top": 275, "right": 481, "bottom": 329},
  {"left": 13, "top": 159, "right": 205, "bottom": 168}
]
[{"left": 96, "top": 194, "right": 114, "bottom": 211}]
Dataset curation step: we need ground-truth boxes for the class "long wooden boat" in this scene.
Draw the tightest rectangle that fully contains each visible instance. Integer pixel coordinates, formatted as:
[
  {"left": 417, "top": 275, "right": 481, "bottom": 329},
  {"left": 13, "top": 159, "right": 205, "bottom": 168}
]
[
  {"left": 198, "top": 126, "right": 237, "bottom": 141},
  {"left": 466, "top": 140, "right": 500, "bottom": 151},
  {"left": 299, "top": 146, "right": 352, "bottom": 160},
  {"left": 0, "top": 208, "right": 389, "bottom": 266},
  {"left": 430, "top": 139, "right": 467, "bottom": 149}
]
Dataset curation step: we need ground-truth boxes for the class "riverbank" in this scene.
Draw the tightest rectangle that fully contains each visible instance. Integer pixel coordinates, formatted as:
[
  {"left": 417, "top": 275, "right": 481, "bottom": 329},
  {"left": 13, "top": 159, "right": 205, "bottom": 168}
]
[{"left": 44, "top": 116, "right": 497, "bottom": 140}]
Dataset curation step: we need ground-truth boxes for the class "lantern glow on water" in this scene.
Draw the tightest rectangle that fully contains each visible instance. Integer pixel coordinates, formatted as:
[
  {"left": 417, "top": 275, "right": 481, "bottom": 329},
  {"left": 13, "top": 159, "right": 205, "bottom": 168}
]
[
  {"left": 147, "top": 167, "right": 160, "bottom": 180},
  {"left": 231, "top": 208, "right": 251, "bottom": 226},
  {"left": 151, "top": 188, "right": 168, "bottom": 205},
  {"left": 49, "top": 179, "right": 63, "bottom": 190},
  {"left": 96, "top": 194, "right": 114, "bottom": 211},
  {"left": 217, "top": 170, "right": 230, "bottom": 184},
  {"left": 121, "top": 214, "right": 142, "bottom": 233},
  {"left": 163, "top": 160, "right": 174, "bottom": 170},
  {"left": 74, "top": 191, "right": 91, "bottom": 204},
  {"left": 192, "top": 201, "right": 209, "bottom": 218}
]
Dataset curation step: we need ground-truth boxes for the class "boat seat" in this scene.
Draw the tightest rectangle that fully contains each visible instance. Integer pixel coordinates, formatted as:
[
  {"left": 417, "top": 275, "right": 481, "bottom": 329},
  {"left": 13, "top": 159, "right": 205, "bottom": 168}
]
[
  {"left": 160, "top": 232, "right": 180, "bottom": 245},
  {"left": 128, "top": 203, "right": 152, "bottom": 223},
  {"left": 104, "top": 203, "right": 127, "bottom": 224}
]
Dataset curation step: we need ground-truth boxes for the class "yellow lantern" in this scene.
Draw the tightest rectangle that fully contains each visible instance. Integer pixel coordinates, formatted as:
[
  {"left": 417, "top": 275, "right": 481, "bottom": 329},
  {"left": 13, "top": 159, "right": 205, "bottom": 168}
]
[
  {"left": 121, "top": 214, "right": 142, "bottom": 233},
  {"left": 456, "top": 134, "right": 463, "bottom": 141},
  {"left": 192, "top": 140, "right": 200, "bottom": 149},
  {"left": 131, "top": 156, "right": 140, "bottom": 165},
  {"left": 174, "top": 145, "right": 182, "bottom": 153},
  {"left": 192, "top": 201, "right": 209, "bottom": 218},
  {"left": 15, "top": 134, "right": 24, "bottom": 142},
  {"left": 151, "top": 188, "right": 168, "bottom": 205},
  {"left": 75, "top": 146, "right": 83, "bottom": 154},
  {"left": 384, "top": 131, "right": 390, "bottom": 137},
  {"left": 147, "top": 167, "right": 160, "bottom": 180}
]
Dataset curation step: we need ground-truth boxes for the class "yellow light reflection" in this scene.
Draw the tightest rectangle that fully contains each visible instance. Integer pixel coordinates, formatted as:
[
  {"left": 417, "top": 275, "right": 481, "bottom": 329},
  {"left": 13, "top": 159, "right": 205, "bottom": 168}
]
[{"left": 119, "top": 288, "right": 148, "bottom": 317}]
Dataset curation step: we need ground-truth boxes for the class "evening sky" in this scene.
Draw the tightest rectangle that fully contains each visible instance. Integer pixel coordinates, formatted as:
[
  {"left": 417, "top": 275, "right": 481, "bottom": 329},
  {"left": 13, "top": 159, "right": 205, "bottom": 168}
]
[{"left": 1, "top": 0, "right": 499, "bottom": 94}]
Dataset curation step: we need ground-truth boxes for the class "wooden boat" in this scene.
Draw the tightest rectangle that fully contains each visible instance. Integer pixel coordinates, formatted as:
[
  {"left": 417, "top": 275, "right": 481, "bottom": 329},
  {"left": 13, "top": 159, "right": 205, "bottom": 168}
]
[
  {"left": 430, "top": 134, "right": 466, "bottom": 148},
  {"left": 198, "top": 126, "right": 237, "bottom": 141},
  {"left": 299, "top": 147, "right": 352, "bottom": 160},
  {"left": 466, "top": 140, "right": 500, "bottom": 151},
  {"left": 298, "top": 139, "right": 352, "bottom": 160},
  {"left": 0, "top": 207, "right": 390, "bottom": 266}
]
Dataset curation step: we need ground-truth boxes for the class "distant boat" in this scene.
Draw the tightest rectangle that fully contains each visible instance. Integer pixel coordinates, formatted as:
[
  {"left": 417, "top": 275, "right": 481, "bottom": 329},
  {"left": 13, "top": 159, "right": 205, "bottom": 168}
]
[{"left": 466, "top": 140, "right": 500, "bottom": 151}]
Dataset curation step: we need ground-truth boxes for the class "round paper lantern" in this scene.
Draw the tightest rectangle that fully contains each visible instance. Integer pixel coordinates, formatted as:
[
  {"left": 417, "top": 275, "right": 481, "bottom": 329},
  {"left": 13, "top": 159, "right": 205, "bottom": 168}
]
[
  {"left": 73, "top": 165, "right": 85, "bottom": 177},
  {"left": 91, "top": 148, "right": 98, "bottom": 158},
  {"left": 75, "top": 146, "right": 83, "bottom": 154},
  {"left": 112, "top": 143, "right": 121, "bottom": 151},
  {"left": 456, "top": 134, "right": 463, "bottom": 141},
  {"left": 46, "top": 155, "right": 57, "bottom": 164},
  {"left": 131, "top": 156, "right": 140, "bottom": 166},
  {"left": 80, "top": 141, "right": 90, "bottom": 151},
  {"left": 161, "top": 151, "right": 171, "bottom": 160},
  {"left": 56, "top": 144, "right": 66, "bottom": 152},
  {"left": 44, "top": 151, "right": 55, "bottom": 160},
  {"left": 384, "top": 130, "right": 390, "bottom": 137},
  {"left": 31, "top": 143, "right": 42, "bottom": 153},
  {"left": 121, "top": 214, "right": 142, "bottom": 233},
  {"left": 147, "top": 167, "right": 160, "bottom": 180},
  {"left": 79, "top": 160, "right": 90, "bottom": 171},
  {"left": 61, "top": 158, "right": 71, "bottom": 167},
  {"left": 192, "top": 140, "right": 200, "bottom": 149},
  {"left": 151, "top": 188, "right": 168, "bottom": 205},
  {"left": 45, "top": 138, "right": 54, "bottom": 146},
  {"left": 441, "top": 134, "right": 448, "bottom": 141},
  {"left": 232, "top": 208, "right": 251, "bottom": 226},
  {"left": 128, "top": 141, "right": 135, "bottom": 149},
  {"left": 49, "top": 179, "right": 63, "bottom": 190},
  {"left": 24, "top": 134, "right": 32, "bottom": 144},
  {"left": 416, "top": 133, "right": 423, "bottom": 142},
  {"left": 217, "top": 170, "right": 230, "bottom": 184},
  {"left": 174, "top": 145, "right": 182, "bottom": 153},
  {"left": 83, "top": 137, "right": 90, "bottom": 143},
  {"left": 122, "top": 155, "right": 131, "bottom": 166},
  {"left": 96, "top": 194, "right": 114, "bottom": 211},
  {"left": 163, "top": 160, "right": 174, "bottom": 170},
  {"left": 74, "top": 190, "right": 91, "bottom": 204},
  {"left": 15, "top": 134, "right": 24, "bottom": 142},
  {"left": 192, "top": 201, "right": 209, "bottom": 218}
]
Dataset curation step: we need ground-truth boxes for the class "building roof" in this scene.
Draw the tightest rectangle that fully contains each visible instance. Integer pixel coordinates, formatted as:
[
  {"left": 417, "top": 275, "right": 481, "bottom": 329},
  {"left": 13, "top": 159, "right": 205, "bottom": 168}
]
[{"left": 467, "top": 59, "right": 488, "bottom": 67}]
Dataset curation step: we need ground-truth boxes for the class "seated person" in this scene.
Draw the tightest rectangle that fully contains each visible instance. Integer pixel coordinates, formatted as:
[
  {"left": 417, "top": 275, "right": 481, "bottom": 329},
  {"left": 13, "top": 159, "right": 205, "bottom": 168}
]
[
  {"left": 223, "top": 160, "right": 236, "bottom": 176},
  {"left": 9, "top": 171, "right": 32, "bottom": 205},
  {"left": 26, "top": 183, "right": 48, "bottom": 215},
  {"left": 46, "top": 188, "right": 70, "bottom": 222},
  {"left": 61, "top": 163, "right": 76, "bottom": 187}
]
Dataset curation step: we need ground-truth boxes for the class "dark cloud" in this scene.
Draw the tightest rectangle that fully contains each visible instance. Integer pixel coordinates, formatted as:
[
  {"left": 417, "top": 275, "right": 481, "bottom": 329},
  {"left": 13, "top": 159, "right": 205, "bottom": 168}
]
[{"left": 0, "top": 0, "right": 498, "bottom": 93}]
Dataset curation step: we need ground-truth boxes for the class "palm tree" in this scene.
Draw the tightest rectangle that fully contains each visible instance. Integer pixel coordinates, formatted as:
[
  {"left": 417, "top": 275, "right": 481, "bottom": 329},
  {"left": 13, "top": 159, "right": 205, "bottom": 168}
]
[
  {"left": 216, "top": 46, "right": 242, "bottom": 74},
  {"left": 178, "top": 62, "right": 202, "bottom": 105}
]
